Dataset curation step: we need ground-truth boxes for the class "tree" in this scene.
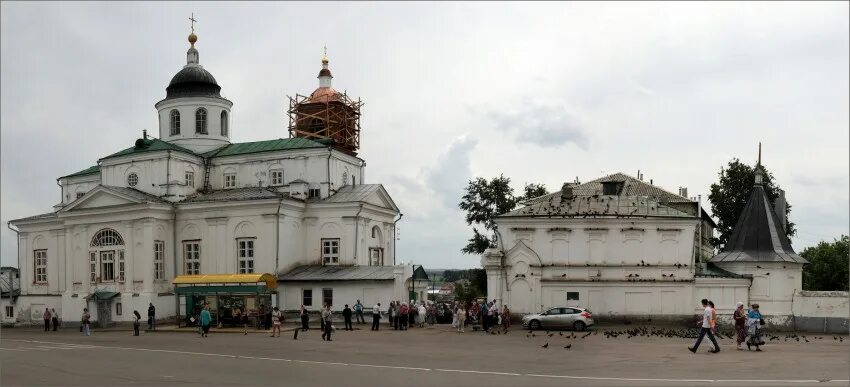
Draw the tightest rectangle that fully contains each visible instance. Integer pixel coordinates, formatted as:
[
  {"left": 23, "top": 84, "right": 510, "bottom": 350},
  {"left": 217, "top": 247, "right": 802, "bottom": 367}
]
[
  {"left": 708, "top": 158, "right": 795, "bottom": 249},
  {"left": 518, "top": 183, "right": 549, "bottom": 203},
  {"left": 801, "top": 236, "right": 849, "bottom": 291},
  {"left": 458, "top": 175, "right": 520, "bottom": 254}
]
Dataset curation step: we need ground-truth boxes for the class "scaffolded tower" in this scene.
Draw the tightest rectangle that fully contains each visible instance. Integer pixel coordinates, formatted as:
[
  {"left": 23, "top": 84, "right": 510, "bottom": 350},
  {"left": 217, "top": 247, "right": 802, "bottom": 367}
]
[{"left": 288, "top": 50, "right": 362, "bottom": 156}]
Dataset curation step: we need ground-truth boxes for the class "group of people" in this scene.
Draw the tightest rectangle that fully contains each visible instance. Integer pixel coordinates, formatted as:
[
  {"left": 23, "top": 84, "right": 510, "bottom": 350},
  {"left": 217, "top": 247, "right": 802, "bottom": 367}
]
[
  {"left": 384, "top": 300, "right": 431, "bottom": 330},
  {"left": 689, "top": 298, "right": 765, "bottom": 353},
  {"left": 41, "top": 308, "right": 60, "bottom": 331},
  {"left": 450, "top": 300, "right": 511, "bottom": 333}
]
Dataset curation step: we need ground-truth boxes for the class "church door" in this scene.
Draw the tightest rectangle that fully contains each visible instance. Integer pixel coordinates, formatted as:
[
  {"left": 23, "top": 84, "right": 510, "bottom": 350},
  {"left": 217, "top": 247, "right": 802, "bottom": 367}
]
[{"left": 96, "top": 300, "right": 113, "bottom": 328}]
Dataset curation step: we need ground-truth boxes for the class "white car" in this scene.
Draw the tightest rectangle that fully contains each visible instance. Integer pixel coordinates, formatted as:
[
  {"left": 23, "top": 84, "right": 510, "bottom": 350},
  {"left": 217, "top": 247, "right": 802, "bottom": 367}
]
[{"left": 521, "top": 307, "right": 594, "bottom": 331}]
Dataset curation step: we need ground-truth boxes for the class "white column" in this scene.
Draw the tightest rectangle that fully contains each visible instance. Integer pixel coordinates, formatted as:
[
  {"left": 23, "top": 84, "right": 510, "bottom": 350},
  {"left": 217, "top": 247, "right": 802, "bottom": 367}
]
[
  {"left": 19, "top": 233, "right": 29, "bottom": 295},
  {"left": 142, "top": 218, "right": 154, "bottom": 293}
]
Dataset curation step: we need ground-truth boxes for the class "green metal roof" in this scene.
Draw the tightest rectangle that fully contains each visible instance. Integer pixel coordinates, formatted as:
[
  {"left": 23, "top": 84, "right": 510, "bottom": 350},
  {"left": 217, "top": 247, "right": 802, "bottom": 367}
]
[
  {"left": 100, "top": 138, "right": 199, "bottom": 161},
  {"left": 204, "top": 137, "right": 327, "bottom": 158},
  {"left": 85, "top": 291, "right": 121, "bottom": 300},
  {"left": 60, "top": 165, "right": 101, "bottom": 180}
]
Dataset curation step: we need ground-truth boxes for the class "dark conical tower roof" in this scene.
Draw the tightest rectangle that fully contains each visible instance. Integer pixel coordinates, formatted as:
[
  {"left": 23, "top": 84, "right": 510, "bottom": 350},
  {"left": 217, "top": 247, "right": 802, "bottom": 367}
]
[{"left": 710, "top": 160, "right": 807, "bottom": 264}]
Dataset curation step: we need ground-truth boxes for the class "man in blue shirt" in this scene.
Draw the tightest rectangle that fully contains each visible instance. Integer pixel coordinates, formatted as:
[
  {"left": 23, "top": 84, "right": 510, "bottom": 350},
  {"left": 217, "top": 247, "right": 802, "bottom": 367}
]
[
  {"left": 481, "top": 301, "right": 489, "bottom": 332},
  {"left": 354, "top": 300, "right": 365, "bottom": 324}
]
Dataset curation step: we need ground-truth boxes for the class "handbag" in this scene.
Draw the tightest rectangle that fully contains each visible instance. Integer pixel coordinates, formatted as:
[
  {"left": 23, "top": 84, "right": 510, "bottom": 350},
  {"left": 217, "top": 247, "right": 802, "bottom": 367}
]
[{"left": 759, "top": 318, "right": 765, "bottom": 326}]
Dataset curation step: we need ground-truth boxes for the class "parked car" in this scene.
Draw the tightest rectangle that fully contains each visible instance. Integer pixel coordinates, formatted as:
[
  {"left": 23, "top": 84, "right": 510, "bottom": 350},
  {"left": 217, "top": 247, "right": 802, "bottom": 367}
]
[{"left": 521, "top": 307, "right": 594, "bottom": 331}]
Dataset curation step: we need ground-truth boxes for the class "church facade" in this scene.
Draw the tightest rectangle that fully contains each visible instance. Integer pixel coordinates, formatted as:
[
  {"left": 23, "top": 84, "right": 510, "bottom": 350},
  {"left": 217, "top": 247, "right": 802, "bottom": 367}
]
[
  {"left": 8, "top": 28, "right": 422, "bottom": 325},
  {"left": 482, "top": 169, "right": 805, "bottom": 326}
]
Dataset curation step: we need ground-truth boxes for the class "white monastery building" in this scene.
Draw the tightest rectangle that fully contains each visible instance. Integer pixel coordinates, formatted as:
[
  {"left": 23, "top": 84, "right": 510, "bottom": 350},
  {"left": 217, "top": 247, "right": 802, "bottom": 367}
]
[
  {"left": 482, "top": 162, "right": 834, "bottom": 329},
  {"left": 8, "top": 27, "right": 426, "bottom": 326}
]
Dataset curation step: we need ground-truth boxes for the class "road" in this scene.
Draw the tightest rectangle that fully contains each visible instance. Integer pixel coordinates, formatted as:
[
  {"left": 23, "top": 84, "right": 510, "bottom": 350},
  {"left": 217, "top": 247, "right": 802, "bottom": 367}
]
[{"left": 2, "top": 325, "right": 848, "bottom": 387}]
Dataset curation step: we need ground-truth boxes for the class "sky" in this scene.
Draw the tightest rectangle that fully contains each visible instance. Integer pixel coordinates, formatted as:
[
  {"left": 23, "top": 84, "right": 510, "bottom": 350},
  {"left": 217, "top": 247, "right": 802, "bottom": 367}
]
[{"left": 1, "top": 2, "right": 848, "bottom": 269}]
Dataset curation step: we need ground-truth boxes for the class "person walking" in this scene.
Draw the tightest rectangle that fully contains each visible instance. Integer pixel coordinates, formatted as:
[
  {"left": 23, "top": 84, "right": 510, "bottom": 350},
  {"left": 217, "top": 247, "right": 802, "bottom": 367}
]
[
  {"left": 81, "top": 308, "right": 92, "bottom": 336},
  {"left": 371, "top": 302, "right": 382, "bottom": 331},
  {"left": 457, "top": 305, "right": 466, "bottom": 333},
  {"left": 354, "top": 300, "right": 365, "bottom": 325},
  {"left": 343, "top": 304, "right": 353, "bottom": 331},
  {"left": 707, "top": 300, "right": 718, "bottom": 351},
  {"left": 480, "top": 301, "right": 489, "bottom": 332},
  {"left": 258, "top": 304, "right": 266, "bottom": 330},
  {"left": 688, "top": 299, "right": 720, "bottom": 353},
  {"left": 733, "top": 302, "right": 747, "bottom": 350},
  {"left": 299, "top": 305, "right": 310, "bottom": 331},
  {"left": 241, "top": 308, "right": 250, "bottom": 335},
  {"left": 321, "top": 304, "right": 333, "bottom": 341},
  {"left": 389, "top": 301, "right": 397, "bottom": 330},
  {"left": 147, "top": 303, "right": 156, "bottom": 331},
  {"left": 271, "top": 306, "right": 282, "bottom": 337},
  {"left": 51, "top": 308, "right": 60, "bottom": 331},
  {"left": 43, "top": 308, "right": 51, "bottom": 332},
  {"left": 746, "top": 304, "right": 765, "bottom": 351},
  {"left": 417, "top": 303, "right": 426, "bottom": 328},
  {"left": 501, "top": 305, "right": 511, "bottom": 333},
  {"left": 133, "top": 310, "right": 141, "bottom": 336},
  {"left": 200, "top": 305, "right": 212, "bottom": 338},
  {"left": 399, "top": 302, "right": 409, "bottom": 330}
]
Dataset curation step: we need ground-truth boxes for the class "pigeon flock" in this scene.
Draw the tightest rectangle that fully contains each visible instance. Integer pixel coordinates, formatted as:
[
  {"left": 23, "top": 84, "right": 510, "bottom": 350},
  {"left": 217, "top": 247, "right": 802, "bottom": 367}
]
[{"left": 523, "top": 326, "right": 846, "bottom": 349}]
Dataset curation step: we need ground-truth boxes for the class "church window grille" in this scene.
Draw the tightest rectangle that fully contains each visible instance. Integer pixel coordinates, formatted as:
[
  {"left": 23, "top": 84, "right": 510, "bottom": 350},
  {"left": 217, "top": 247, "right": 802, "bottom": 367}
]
[
  {"left": 170, "top": 110, "right": 181, "bottom": 135},
  {"left": 342, "top": 171, "right": 348, "bottom": 186},
  {"left": 220, "top": 111, "right": 228, "bottom": 136},
  {"left": 91, "top": 229, "right": 124, "bottom": 247},
  {"left": 237, "top": 238, "right": 255, "bottom": 274},
  {"left": 5, "top": 306, "right": 13, "bottom": 318},
  {"left": 154, "top": 241, "right": 165, "bottom": 281},
  {"left": 127, "top": 173, "right": 139, "bottom": 187},
  {"left": 183, "top": 241, "right": 201, "bottom": 275},
  {"left": 270, "top": 170, "right": 284, "bottom": 186},
  {"left": 76, "top": 192, "right": 85, "bottom": 199},
  {"left": 33, "top": 250, "right": 47, "bottom": 284},
  {"left": 224, "top": 173, "right": 236, "bottom": 188},
  {"left": 308, "top": 188, "right": 320, "bottom": 198},
  {"left": 116, "top": 302, "right": 122, "bottom": 316},
  {"left": 195, "top": 108, "right": 208, "bottom": 134},
  {"left": 321, "top": 239, "right": 339, "bottom": 265},
  {"left": 185, "top": 171, "right": 195, "bottom": 188},
  {"left": 89, "top": 252, "right": 96, "bottom": 283},
  {"left": 117, "top": 250, "right": 125, "bottom": 282},
  {"left": 100, "top": 251, "right": 115, "bottom": 282}
]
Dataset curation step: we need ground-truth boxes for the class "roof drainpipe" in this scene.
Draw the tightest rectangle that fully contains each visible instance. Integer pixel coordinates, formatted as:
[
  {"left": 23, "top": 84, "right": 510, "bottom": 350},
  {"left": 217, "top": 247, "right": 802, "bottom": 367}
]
[
  {"left": 493, "top": 226, "right": 508, "bottom": 303},
  {"left": 7, "top": 222, "right": 21, "bottom": 299},
  {"left": 353, "top": 204, "right": 364, "bottom": 265},
  {"left": 172, "top": 203, "right": 179, "bottom": 326},
  {"left": 392, "top": 213, "right": 403, "bottom": 266},
  {"left": 327, "top": 148, "right": 333, "bottom": 196},
  {"left": 165, "top": 151, "right": 172, "bottom": 199},
  {"left": 275, "top": 199, "right": 283, "bottom": 275}
]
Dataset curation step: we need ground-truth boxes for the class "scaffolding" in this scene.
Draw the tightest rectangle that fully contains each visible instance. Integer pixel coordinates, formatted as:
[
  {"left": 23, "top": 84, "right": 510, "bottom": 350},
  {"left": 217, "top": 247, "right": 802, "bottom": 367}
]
[{"left": 287, "top": 91, "right": 363, "bottom": 156}]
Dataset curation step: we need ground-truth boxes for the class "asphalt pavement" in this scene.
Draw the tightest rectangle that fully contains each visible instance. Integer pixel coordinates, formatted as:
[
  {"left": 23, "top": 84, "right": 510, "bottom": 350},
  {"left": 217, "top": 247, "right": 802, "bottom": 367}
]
[{"left": 1, "top": 324, "right": 848, "bottom": 387}]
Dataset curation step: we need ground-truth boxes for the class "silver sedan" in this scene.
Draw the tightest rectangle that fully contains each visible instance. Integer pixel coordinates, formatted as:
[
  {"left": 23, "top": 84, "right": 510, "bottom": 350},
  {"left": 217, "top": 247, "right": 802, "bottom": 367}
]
[{"left": 521, "top": 307, "right": 594, "bottom": 331}]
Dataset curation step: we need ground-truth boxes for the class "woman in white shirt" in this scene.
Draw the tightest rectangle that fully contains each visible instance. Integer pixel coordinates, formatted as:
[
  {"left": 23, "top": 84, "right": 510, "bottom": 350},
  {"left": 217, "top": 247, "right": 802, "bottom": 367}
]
[{"left": 456, "top": 306, "right": 466, "bottom": 333}]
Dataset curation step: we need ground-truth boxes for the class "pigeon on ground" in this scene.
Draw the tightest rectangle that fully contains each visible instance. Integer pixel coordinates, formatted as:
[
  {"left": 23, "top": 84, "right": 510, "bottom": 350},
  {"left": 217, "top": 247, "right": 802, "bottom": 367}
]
[
  {"left": 542, "top": 342, "right": 549, "bottom": 349},
  {"left": 564, "top": 344, "right": 572, "bottom": 349}
]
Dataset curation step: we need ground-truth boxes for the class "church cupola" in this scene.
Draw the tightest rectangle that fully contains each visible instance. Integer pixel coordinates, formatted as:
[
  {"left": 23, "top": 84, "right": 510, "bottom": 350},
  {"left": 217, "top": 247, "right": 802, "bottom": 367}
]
[
  {"left": 288, "top": 47, "right": 363, "bottom": 156},
  {"left": 155, "top": 15, "right": 233, "bottom": 154}
]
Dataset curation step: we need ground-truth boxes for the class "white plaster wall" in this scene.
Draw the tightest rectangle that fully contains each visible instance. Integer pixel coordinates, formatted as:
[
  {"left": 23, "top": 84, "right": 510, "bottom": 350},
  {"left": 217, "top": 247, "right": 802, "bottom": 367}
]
[
  {"left": 279, "top": 280, "right": 394, "bottom": 312},
  {"left": 61, "top": 175, "right": 101, "bottom": 205},
  {"left": 714, "top": 261, "right": 803, "bottom": 316},
  {"left": 156, "top": 96, "right": 233, "bottom": 154},
  {"left": 793, "top": 291, "right": 849, "bottom": 318}
]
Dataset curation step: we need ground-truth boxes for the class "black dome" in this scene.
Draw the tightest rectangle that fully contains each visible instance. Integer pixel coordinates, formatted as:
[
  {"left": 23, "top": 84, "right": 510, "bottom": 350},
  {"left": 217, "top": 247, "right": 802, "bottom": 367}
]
[{"left": 165, "top": 65, "right": 222, "bottom": 99}]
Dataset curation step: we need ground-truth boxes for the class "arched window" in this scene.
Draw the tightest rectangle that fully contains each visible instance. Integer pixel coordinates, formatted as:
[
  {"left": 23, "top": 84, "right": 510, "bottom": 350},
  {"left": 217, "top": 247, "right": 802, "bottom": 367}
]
[
  {"left": 170, "top": 110, "right": 181, "bottom": 135},
  {"left": 309, "top": 118, "right": 325, "bottom": 134},
  {"left": 220, "top": 111, "right": 228, "bottom": 136},
  {"left": 90, "top": 229, "right": 125, "bottom": 247},
  {"left": 195, "top": 108, "right": 207, "bottom": 134},
  {"left": 127, "top": 172, "right": 139, "bottom": 187}
]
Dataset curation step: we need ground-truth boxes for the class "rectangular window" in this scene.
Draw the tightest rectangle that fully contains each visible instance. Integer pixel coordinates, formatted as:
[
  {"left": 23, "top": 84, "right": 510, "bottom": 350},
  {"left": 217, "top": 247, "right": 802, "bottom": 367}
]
[
  {"left": 76, "top": 192, "right": 85, "bottom": 199},
  {"left": 321, "top": 239, "right": 340, "bottom": 265},
  {"left": 154, "top": 241, "right": 165, "bottom": 281},
  {"left": 4, "top": 306, "right": 13, "bottom": 318},
  {"left": 117, "top": 250, "right": 125, "bottom": 282},
  {"left": 183, "top": 241, "right": 201, "bottom": 275},
  {"left": 322, "top": 288, "right": 333, "bottom": 307},
  {"left": 33, "top": 250, "right": 47, "bottom": 284},
  {"left": 237, "top": 238, "right": 255, "bottom": 274},
  {"left": 224, "top": 173, "right": 236, "bottom": 188},
  {"left": 270, "top": 170, "right": 284, "bottom": 186},
  {"left": 369, "top": 248, "right": 383, "bottom": 266},
  {"left": 308, "top": 188, "right": 321, "bottom": 198},
  {"left": 116, "top": 302, "right": 122, "bottom": 316},
  {"left": 185, "top": 171, "right": 195, "bottom": 188},
  {"left": 89, "top": 252, "right": 96, "bottom": 283},
  {"left": 100, "top": 251, "right": 115, "bottom": 282},
  {"left": 302, "top": 289, "right": 312, "bottom": 307},
  {"left": 567, "top": 292, "right": 580, "bottom": 301}
]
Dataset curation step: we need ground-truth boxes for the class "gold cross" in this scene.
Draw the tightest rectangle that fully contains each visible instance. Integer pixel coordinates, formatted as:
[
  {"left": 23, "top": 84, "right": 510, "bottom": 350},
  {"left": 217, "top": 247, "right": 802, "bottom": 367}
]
[{"left": 189, "top": 13, "right": 197, "bottom": 33}]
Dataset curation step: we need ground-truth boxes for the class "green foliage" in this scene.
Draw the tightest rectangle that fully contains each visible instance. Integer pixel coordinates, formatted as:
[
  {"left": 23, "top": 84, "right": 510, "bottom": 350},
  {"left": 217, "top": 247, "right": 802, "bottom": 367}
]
[
  {"left": 458, "top": 176, "right": 547, "bottom": 255},
  {"left": 801, "top": 235, "right": 849, "bottom": 291},
  {"left": 446, "top": 269, "right": 488, "bottom": 303},
  {"left": 708, "top": 158, "right": 795, "bottom": 249},
  {"left": 453, "top": 281, "right": 479, "bottom": 304}
]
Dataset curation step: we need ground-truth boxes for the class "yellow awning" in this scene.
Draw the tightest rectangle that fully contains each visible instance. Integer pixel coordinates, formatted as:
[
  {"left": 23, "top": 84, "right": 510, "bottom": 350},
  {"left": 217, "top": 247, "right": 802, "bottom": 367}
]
[{"left": 172, "top": 273, "right": 277, "bottom": 289}]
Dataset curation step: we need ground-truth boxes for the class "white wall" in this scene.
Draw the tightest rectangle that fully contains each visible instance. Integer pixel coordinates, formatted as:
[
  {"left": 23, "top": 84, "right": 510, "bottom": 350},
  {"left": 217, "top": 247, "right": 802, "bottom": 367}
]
[
  {"left": 793, "top": 291, "right": 849, "bottom": 318},
  {"left": 156, "top": 96, "right": 233, "bottom": 154},
  {"left": 279, "top": 280, "right": 394, "bottom": 312}
]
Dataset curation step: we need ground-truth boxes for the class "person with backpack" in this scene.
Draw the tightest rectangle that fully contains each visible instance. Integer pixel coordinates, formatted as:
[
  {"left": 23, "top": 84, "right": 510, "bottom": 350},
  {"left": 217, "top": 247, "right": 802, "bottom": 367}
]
[{"left": 133, "top": 310, "right": 142, "bottom": 336}]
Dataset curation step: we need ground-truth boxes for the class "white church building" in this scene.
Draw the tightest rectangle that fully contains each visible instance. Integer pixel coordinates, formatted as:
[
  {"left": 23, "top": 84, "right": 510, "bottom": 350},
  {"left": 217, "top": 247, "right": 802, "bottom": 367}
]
[
  {"left": 482, "top": 166, "right": 825, "bottom": 329},
  {"left": 8, "top": 27, "right": 426, "bottom": 326}
]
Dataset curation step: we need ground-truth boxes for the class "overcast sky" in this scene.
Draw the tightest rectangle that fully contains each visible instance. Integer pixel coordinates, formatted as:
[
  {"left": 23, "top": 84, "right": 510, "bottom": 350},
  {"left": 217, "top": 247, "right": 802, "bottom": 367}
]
[{"left": 2, "top": 2, "right": 848, "bottom": 269}]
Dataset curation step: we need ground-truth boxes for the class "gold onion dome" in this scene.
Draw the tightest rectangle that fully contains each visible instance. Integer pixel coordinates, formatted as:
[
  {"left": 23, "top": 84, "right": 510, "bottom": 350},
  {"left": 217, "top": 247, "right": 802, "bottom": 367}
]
[{"left": 188, "top": 32, "right": 198, "bottom": 46}]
